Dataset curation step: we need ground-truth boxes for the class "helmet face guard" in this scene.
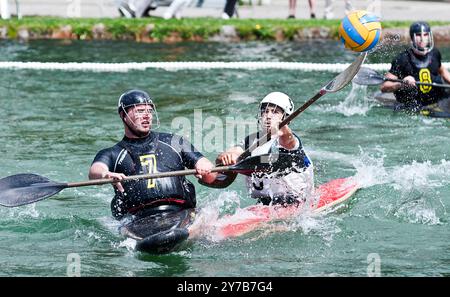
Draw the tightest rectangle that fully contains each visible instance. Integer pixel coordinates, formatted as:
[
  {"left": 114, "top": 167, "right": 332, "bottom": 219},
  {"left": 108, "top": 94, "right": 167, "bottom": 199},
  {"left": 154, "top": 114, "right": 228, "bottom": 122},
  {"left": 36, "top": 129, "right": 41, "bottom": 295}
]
[
  {"left": 258, "top": 103, "right": 286, "bottom": 118},
  {"left": 121, "top": 102, "right": 160, "bottom": 130},
  {"left": 410, "top": 22, "right": 434, "bottom": 55},
  {"left": 257, "top": 103, "right": 287, "bottom": 133},
  {"left": 257, "top": 92, "right": 294, "bottom": 133},
  {"left": 118, "top": 90, "right": 160, "bottom": 132}
]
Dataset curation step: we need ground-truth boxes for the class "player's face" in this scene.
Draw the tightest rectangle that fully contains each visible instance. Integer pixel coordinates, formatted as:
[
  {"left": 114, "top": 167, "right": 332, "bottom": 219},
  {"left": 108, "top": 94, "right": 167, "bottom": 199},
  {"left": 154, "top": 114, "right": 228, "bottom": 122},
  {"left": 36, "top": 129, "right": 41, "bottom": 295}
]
[
  {"left": 414, "top": 32, "right": 431, "bottom": 50},
  {"left": 260, "top": 104, "right": 284, "bottom": 132},
  {"left": 128, "top": 104, "right": 153, "bottom": 132}
]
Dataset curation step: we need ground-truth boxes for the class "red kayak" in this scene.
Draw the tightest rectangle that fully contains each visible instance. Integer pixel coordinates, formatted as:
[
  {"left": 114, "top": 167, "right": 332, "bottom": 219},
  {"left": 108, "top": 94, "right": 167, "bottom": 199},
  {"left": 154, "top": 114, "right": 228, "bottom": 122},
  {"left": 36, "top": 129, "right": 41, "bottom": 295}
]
[{"left": 211, "top": 177, "right": 359, "bottom": 239}]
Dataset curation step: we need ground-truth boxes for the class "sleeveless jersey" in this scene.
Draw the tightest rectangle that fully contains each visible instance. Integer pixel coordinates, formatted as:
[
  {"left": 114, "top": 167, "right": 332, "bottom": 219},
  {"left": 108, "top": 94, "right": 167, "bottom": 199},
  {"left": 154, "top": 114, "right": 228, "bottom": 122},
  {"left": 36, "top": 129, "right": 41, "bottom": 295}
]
[{"left": 239, "top": 132, "right": 314, "bottom": 205}]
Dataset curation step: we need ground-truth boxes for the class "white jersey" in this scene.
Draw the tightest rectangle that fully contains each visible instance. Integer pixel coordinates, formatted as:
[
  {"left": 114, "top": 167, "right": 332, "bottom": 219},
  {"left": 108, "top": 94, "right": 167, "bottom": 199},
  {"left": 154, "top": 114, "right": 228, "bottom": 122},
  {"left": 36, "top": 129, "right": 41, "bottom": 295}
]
[{"left": 239, "top": 132, "right": 314, "bottom": 204}]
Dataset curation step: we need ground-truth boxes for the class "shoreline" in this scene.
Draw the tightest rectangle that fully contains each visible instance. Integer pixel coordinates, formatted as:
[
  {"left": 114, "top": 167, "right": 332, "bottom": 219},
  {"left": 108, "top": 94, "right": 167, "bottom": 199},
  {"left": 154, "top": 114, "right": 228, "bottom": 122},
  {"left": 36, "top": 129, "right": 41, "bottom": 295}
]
[{"left": 1, "top": 17, "right": 450, "bottom": 43}]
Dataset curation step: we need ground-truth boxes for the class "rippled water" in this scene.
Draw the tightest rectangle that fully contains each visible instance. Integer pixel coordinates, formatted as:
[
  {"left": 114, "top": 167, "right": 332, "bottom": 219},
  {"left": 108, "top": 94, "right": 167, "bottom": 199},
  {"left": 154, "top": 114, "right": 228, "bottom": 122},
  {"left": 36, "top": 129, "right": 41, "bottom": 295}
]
[{"left": 0, "top": 40, "right": 449, "bottom": 276}]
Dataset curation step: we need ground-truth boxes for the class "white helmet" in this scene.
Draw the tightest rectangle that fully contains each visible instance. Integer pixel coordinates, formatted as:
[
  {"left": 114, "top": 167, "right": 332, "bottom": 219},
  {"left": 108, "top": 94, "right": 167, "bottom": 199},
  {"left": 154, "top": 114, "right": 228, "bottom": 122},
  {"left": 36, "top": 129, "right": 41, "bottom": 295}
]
[{"left": 259, "top": 92, "right": 294, "bottom": 116}]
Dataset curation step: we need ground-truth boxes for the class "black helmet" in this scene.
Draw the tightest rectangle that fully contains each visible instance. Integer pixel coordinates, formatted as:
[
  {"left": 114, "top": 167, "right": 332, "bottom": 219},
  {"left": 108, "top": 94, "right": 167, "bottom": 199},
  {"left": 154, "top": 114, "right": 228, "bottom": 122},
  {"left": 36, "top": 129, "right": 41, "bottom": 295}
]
[
  {"left": 117, "top": 89, "right": 154, "bottom": 114},
  {"left": 409, "top": 21, "right": 434, "bottom": 55}
]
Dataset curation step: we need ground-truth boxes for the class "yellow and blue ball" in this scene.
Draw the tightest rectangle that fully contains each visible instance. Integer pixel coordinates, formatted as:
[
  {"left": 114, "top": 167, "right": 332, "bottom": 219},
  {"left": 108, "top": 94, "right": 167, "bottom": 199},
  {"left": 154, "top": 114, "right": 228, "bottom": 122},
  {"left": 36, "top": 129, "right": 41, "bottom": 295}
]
[{"left": 339, "top": 10, "right": 382, "bottom": 52}]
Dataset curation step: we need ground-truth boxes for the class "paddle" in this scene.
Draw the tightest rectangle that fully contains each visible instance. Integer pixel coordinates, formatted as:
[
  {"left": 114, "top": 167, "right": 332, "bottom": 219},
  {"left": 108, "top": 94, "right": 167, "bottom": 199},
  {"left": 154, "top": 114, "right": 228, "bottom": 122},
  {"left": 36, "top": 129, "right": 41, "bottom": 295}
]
[
  {"left": 206, "top": 52, "right": 368, "bottom": 189},
  {"left": 0, "top": 153, "right": 290, "bottom": 207},
  {"left": 353, "top": 67, "right": 450, "bottom": 89},
  {"left": 240, "top": 52, "right": 368, "bottom": 161}
]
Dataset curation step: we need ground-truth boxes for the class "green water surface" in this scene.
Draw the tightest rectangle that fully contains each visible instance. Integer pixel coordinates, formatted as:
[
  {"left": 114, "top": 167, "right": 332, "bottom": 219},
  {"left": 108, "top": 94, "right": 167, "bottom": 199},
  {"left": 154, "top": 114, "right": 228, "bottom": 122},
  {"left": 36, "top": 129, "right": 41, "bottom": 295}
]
[{"left": 0, "top": 40, "right": 449, "bottom": 277}]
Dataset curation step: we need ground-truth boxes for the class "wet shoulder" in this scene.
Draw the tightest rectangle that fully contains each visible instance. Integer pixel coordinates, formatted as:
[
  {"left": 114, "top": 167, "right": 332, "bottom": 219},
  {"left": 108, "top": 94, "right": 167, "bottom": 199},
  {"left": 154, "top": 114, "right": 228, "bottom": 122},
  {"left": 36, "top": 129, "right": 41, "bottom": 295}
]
[
  {"left": 155, "top": 131, "right": 182, "bottom": 146},
  {"left": 155, "top": 131, "right": 190, "bottom": 152},
  {"left": 92, "top": 143, "right": 123, "bottom": 165},
  {"left": 155, "top": 131, "right": 173, "bottom": 142}
]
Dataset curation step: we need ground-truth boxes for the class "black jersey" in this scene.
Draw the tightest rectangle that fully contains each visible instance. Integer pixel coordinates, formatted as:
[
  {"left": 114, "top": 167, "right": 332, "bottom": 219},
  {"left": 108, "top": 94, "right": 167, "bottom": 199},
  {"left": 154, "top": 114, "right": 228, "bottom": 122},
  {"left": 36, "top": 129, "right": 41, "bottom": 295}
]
[
  {"left": 92, "top": 132, "right": 203, "bottom": 219},
  {"left": 389, "top": 48, "right": 446, "bottom": 105}
]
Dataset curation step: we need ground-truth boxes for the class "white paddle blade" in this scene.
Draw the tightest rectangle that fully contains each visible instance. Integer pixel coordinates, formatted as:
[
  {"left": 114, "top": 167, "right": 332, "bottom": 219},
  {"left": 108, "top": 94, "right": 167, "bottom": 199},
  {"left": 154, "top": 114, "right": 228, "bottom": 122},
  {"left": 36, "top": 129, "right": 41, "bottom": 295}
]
[{"left": 324, "top": 52, "right": 368, "bottom": 92}]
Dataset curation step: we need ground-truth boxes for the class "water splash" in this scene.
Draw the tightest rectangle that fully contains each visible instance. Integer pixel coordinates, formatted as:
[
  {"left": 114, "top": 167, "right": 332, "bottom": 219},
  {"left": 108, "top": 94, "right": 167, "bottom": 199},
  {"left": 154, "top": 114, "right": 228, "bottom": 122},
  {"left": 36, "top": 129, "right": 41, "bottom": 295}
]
[
  {"left": 351, "top": 147, "right": 449, "bottom": 188},
  {"left": 311, "top": 146, "right": 389, "bottom": 188},
  {"left": 189, "top": 191, "right": 242, "bottom": 241},
  {"left": 386, "top": 160, "right": 449, "bottom": 225},
  {"left": 389, "top": 195, "right": 443, "bottom": 225},
  {"left": 313, "top": 145, "right": 449, "bottom": 226},
  {"left": 292, "top": 212, "right": 343, "bottom": 243},
  {"left": 117, "top": 237, "right": 137, "bottom": 251},
  {"left": 352, "top": 146, "right": 389, "bottom": 188},
  {"left": 97, "top": 216, "right": 137, "bottom": 251},
  {"left": 389, "top": 160, "right": 450, "bottom": 191},
  {"left": 87, "top": 231, "right": 102, "bottom": 241},
  {"left": 324, "top": 83, "right": 375, "bottom": 116},
  {"left": 349, "top": 147, "right": 449, "bottom": 225},
  {"left": 0, "top": 203, "right": 40, "bottom": 219},
  {"left": 97, "top": 216, "right": 121, "bottom": 234},
  {"left": 355, "top": 154, "right": 449, "bottom": 191},
  {"left": 191, "top": 187, "right": 345, "bottom": 243}
]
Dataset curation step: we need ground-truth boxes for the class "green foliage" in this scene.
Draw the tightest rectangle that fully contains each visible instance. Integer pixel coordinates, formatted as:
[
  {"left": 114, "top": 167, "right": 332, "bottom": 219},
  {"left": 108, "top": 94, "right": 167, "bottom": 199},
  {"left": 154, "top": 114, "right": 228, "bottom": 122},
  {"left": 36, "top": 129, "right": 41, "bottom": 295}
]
[{"left": 0, "top": 17, "right": 448, "bottom": 42}]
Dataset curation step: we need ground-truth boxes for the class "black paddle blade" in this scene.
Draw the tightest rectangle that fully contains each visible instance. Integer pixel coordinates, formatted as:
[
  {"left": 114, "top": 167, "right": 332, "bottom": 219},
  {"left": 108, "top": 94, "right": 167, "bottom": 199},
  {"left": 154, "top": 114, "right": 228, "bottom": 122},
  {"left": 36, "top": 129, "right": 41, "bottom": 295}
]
[
  {"left": 231, "top": 153, "right": 300, "bottom": 176},
  {"left": 352, "top": 66, "right": 384, "bottom": 86},
  {"left": 324, "top": 52, "right": 368, "bottom": 92},
  {"left": 0, "top": 174, "right": 66, "bottom": 207}
]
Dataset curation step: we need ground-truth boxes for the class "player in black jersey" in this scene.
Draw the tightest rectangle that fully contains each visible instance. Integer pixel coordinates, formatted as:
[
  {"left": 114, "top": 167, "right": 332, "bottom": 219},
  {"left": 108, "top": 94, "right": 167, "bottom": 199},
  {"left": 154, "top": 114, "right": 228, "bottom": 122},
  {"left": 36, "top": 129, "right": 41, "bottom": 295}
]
[
  {"left": 89, "top": 89, "right": 217, "bottom": 219},
  {"left": 88, "top": 90, "right": 217, "bottom": 252},
  {"left": 381, "top": 21, "right": 450, "bottom": 109}
]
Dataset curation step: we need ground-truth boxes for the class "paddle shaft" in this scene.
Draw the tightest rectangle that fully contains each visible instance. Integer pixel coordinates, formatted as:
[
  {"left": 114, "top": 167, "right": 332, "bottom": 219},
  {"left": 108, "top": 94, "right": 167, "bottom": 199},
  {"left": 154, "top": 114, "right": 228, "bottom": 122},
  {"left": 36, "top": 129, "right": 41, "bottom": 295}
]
[
  {"left": 200, "top": 52, "right": 367, "bottom": 188},
  {"left": 66, "top": 166, "right": 233, "bottom": 188},
  {"left": 238, "top": 53, "right": 367, "bottom": 162},
  {"left": 0, "top": 152, "right": 286, "bottom": 207},
  {"left": 354, "top": 67, "right": 450, "bottom": 89},
  {"left": 385, "top": 77, "right": 450, "bottom": 89}
]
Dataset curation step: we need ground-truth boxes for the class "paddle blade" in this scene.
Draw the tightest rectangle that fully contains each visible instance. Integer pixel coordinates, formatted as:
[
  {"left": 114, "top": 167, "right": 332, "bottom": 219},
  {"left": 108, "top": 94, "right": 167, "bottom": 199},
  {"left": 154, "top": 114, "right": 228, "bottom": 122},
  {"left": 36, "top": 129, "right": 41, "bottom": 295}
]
[
  {"left": 352, "top": 66, "right": 384, "bottom": 86},
  {"left": 0, "top": 174, "right": 66, "bottom": 207},
  {"left": 324, "top": 52, "right": 368, "bottom": 92},
  {"left": 231, "top": 153, "right": 300, "bottom": 176},
  {"left": 199, "top": 171, "right": 238, "bottom": 189}
]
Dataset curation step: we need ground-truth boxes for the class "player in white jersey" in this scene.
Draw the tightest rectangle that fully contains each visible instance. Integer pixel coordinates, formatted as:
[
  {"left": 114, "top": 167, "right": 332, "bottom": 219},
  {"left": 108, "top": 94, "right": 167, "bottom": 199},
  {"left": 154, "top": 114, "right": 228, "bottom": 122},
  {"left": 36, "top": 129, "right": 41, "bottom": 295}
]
[{"left": 217, "top": 92, "right": 314, "bottom": 205}]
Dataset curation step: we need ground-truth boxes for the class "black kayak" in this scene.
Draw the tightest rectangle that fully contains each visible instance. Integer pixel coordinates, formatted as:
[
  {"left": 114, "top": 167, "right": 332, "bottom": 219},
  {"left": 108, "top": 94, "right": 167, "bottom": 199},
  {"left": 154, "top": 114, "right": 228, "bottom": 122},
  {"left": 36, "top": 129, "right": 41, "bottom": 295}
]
[
  {"left": 119, "top": 205, "right": 195, "bottom": 254},
  {"left": 373, "top": 91, "right": 450, "bottom": 119}
]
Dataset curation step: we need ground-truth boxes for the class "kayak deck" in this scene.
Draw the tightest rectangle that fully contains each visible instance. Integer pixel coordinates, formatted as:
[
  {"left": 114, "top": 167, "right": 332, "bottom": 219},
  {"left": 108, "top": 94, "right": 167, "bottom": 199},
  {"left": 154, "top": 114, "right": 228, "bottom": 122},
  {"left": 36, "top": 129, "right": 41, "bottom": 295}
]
[
  {"left": 211, "top": 177, "right": 359, "bottom": 239},
  {"left": 121, "top": 178, "right": 360, "bottom": 251},
  {"left": 120, "top": 205, "right": 194, "bottom": 254},
  {"left": 373, "top": 91, "right": 450, "bottom": 118}
]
